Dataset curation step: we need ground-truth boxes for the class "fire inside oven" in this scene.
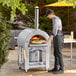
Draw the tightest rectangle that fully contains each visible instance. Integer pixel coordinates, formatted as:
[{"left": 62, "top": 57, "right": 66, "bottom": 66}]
[{"left": 30, "top": 35, "right": 46, "bottom": 44}]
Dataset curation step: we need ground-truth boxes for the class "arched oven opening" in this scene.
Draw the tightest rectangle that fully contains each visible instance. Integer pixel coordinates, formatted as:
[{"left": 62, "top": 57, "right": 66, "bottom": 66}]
[{"left": 30, "top": 35, "right": 46, "bottom": 44}]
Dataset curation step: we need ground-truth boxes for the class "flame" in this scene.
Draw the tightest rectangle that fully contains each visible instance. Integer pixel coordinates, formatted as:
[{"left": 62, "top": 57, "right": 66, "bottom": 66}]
[{"left": 32, "top": 36, "right": 40, "bottom": 40}]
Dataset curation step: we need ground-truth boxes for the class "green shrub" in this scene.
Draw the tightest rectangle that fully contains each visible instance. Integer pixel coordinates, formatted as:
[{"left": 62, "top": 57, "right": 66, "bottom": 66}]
[{"left": 0, "top": 17, "right": 11, "bottom": 68}]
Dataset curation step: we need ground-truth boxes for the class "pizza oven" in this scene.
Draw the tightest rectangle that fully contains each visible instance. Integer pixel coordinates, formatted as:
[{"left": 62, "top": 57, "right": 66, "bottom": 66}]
[{"left": 17, "top": 6, "right": 51, "bottom": 72}]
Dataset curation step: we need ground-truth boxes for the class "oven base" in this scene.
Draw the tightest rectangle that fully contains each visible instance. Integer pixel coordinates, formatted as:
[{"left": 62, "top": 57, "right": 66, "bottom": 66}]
[{"left": 18, "top": 44, "right": 51, "bottom": 72}]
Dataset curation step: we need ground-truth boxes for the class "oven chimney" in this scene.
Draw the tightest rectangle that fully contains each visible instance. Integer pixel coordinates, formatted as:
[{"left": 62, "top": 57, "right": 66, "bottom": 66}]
[{"left": 35, "top": 6, "right": 39, "bottom": 30}]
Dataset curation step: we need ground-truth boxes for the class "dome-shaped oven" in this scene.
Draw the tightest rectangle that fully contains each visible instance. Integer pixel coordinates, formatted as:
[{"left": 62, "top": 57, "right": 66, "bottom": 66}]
[
  {"left": 17, "top": 28, "right": 51, "bottom": 72},
  {"left": 17, "top": 28, "right": 49, "bottom": 47}
]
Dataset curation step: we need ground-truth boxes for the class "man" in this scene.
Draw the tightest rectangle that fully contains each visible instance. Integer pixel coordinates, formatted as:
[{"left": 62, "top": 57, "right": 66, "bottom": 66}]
[{"left": 44, "top": 9, "right": 64, "bottom": 74}]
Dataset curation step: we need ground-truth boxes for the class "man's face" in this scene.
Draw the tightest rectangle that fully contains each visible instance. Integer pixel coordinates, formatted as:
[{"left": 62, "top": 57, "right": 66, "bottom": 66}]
[{"left": 47, "top": 13, "right": 54, "bottom": 19}]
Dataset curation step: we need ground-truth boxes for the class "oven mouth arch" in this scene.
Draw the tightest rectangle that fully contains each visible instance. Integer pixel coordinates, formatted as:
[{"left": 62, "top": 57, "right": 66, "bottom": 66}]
[
  {"left": 24, "top": 30, "right": 49, "bottom": 45},
  {"left": 29, "top": 35, "right": 46, "bottom": 44}
]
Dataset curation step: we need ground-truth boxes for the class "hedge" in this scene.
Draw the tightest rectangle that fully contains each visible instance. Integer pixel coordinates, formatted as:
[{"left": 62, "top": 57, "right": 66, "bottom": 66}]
[{"left": 0, "top": 17, "right": 11, "bottom": 68}]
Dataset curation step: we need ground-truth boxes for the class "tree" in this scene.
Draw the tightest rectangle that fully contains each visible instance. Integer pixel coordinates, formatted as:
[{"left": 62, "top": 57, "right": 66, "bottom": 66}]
[{"left": 0, "top": 0, "right": 28, "bottom": 20}]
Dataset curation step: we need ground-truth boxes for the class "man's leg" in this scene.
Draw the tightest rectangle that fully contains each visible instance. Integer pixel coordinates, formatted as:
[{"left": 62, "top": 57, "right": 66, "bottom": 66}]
[
  {"left": 54, "top": 46, "right": 59, "bottom": 69},
  {"left": 53, "top": 36, "right": 59, "bottom": 69},
  {"left": 48, "top": 36, "right": 59, "bottom": 72},
  {"left": 58, "top": 35, "right": 64, "bottom": 70},
  {"left": 53, "top": 35, "right": 64, "bottom": 74}
]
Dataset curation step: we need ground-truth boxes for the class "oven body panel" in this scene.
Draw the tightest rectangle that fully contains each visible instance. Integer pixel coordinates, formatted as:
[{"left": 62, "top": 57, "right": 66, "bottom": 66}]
[{"left": 17, "top": 28, "right": 51, "bottom": 72}]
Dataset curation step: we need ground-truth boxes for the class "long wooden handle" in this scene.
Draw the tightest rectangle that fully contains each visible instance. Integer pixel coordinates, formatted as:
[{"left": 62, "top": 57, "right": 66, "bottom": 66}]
[{"left": 23, "top": 50, "right": 27, "bottom": 60}]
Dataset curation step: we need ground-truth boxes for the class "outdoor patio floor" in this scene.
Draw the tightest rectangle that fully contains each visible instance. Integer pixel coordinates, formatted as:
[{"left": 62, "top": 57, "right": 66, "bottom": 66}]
[{"left": 0, "top": 47, "right": 76, "bottom": 76}]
